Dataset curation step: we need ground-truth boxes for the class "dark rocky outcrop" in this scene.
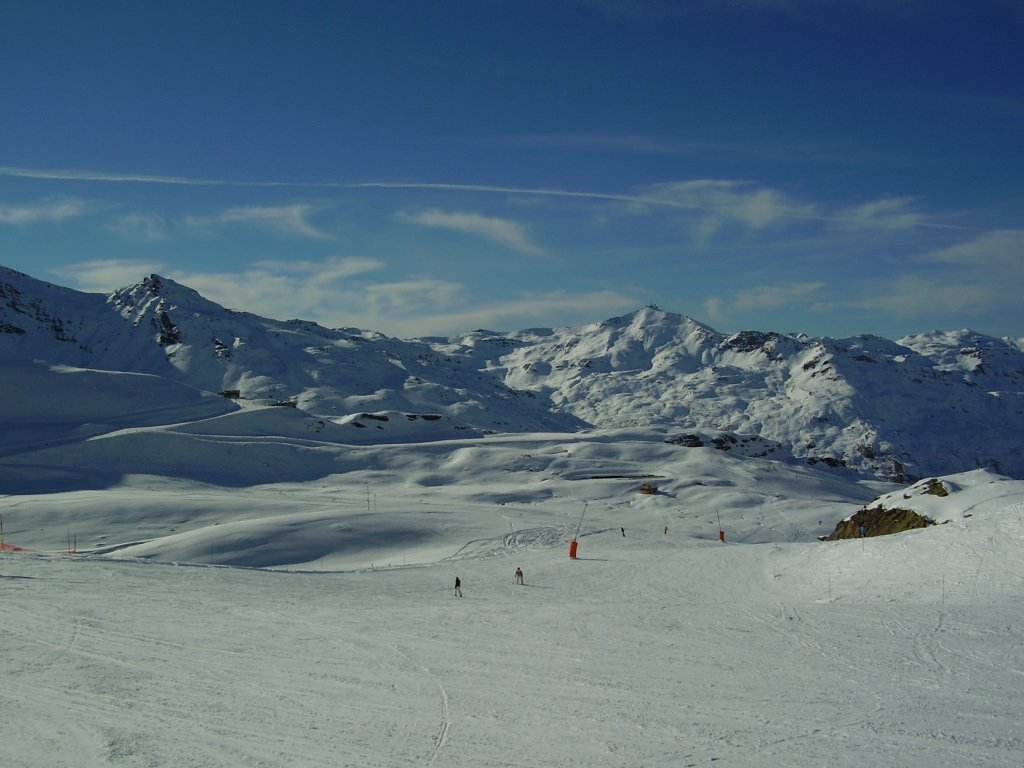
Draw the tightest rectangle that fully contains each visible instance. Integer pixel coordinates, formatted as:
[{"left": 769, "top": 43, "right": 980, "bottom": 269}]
[{"left": 822, "top": 505, "right": 936, "bottom": 540}]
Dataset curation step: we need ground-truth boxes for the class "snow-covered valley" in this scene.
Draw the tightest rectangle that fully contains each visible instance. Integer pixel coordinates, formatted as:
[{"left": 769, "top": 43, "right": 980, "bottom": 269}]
[{"left": 4, "top": 454, "right": 1023, "bottom": 767}]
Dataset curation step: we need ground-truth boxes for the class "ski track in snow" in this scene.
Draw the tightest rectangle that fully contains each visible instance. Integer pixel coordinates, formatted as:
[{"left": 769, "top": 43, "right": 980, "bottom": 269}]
[{"left": 389, "top": 644, "right": 451, "bottom": 765}]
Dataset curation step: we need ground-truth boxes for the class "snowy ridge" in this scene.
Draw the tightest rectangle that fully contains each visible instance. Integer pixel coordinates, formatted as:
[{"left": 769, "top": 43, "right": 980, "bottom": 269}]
[
  {"left": 3, "top": 265, "right": 1024, "bottom": 481},
  {"left": 1, "top": 266, "right": 582, "bottom": 436},
  {"left": 446, "top": 309, "right": 1024, "bottom": 479}
]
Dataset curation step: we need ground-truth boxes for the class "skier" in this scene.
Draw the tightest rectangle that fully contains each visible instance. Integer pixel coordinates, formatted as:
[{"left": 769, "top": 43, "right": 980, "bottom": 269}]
[
  {"left": 454, "top": 576, "right": 463, "bottom": 597},
  {"left": 515, "top": 567, "right": 524, "bottom": 585}
]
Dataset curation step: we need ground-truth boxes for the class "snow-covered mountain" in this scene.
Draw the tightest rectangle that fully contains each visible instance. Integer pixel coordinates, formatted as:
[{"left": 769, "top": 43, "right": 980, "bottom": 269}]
[
  {"left": 437, "top": 308, "right": 1024, "bottom": 479},
  {"left": 0, "top": 266, "right": 582, "bottom": 438},
  {"left": 3, "top": 265, "right": 1022, "bottom": 480}
]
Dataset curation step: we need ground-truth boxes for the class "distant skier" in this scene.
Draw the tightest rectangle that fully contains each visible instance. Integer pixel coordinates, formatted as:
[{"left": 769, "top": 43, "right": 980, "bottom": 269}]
[
  {"left": 454, "top": 576, "right": 463, "bottom": 597},
  {"left": 515, "top": 567, "right": 524, "bottom": 585},
  {"left": 621, "top": 527, "right": 626, "bottom": 537}
]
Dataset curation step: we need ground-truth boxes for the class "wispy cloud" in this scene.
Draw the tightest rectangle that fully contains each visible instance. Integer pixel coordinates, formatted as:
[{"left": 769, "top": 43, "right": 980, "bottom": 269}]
[
  {"left": 613, "top": 181, "right": 974, "bottom": 246},
  {"left": 185, "top": 204, "right": 331, "bottom": 240},
  {"left": 105, "top": 211, "right": 170, "bottom": 242},
  {"left": 914, "top": 229, "right": 1023, "bottom": 269},
  {"left": 705, "top": 282, "right": 825, "bottom": 325},
  {"left": 399, "top": 209, "right": 544, "bottom": 256},
  {"left": 0, "top": 165, "right": 278, "bottom": 187},
  {"left": 812, "top": 230, "right": 1024, "bottom": 320},
  {"left": 347, "top": 181, "right": 981, "bottom": 233},
  {"left": 55, "top": 256, "right": 387, "bottom": 322},
  {"left": 0, "top": 197, "right": 89, "bottom": 225},
  {"left": 813, "top": 276, "right": 1001, "bottom": 319},
  {"left": 629, "top": 180, "right": 819, "bottom": 245},
  {"left": 391, "top": 290, "right": 638, "bottom": 337},
  {"left": 734, "top": 282, "right": 827, "bottom": 310},
  {"left": 170, "top": 257, "right": 385, "bottom": 320},
  {"left": 360, "top": 277, "right": 469, "bottom": 320},
  {"left": 49, "top": 257, "right": 638, "bottom": 338},
  {"left": 51, "top": 259, "right": 168, "bottom": 293},
  {"left": 191, "top": 261, "right": 635, "bottom": 337},
  {"left": 0, "top": 165, "right": 980, "bottom": 235},
  {"left": 645, "top": 180, "right": 816, "bottom": 229},
  {"left": 249, "top": 257, "right": 384, "bottom": 281},
  {"left": 834, "top": 198, "right": 926, "bottom": 231}
]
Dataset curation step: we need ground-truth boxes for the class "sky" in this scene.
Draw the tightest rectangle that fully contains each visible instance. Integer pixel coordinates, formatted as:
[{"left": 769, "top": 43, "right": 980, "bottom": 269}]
[{"left": 1, "top": 0, "right": 1022, "bottom": 340}]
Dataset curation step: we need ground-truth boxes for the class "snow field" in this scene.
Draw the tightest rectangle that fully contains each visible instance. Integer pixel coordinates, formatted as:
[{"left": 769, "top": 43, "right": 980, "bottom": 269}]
[
  {"left": 3, "top": 482, "right": 1023, "bottom": 768},
  {"left": 2, "top": 399, "right": 1023, "bottom": 767}
]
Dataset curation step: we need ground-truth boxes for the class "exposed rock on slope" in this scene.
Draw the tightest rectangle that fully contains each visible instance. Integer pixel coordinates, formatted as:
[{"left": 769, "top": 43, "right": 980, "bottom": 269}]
[
  {"left": 823, "top": 476, "right": 962, "bottom": 539},
  {"left": 822, "top": 506, "right": 936, "bottom": 540}
]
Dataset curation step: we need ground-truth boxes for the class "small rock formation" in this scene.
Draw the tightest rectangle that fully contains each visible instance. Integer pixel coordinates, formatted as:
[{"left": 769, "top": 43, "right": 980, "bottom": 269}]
[{"left": 822, "top": 505, "right": 935, "bottom": 540}]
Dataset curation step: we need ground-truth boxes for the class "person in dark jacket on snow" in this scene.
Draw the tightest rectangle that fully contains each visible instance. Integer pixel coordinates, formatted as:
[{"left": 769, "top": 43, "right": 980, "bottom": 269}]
[
  {"left": 454, "top": 576, "right": 463, "bottom": 597},
  {"left": 515, "top": 567, "right": 524, "bottom": 585}
]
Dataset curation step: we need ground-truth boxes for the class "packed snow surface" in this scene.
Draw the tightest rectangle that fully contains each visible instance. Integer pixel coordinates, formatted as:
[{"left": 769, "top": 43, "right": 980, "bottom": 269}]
[{"left": 3, "top": 425, "right": 1024, "bottom": 767}]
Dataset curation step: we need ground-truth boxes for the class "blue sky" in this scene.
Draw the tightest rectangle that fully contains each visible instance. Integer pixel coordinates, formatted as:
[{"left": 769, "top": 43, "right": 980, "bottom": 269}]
[{"left": 1, "top": 0, "right": 1021, "bottom": 339}]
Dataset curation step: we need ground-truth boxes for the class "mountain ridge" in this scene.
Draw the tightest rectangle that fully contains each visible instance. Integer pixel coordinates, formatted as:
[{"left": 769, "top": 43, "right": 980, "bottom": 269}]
[{"left": 2, "top": 264, "right": 1022, "bottom": 480}]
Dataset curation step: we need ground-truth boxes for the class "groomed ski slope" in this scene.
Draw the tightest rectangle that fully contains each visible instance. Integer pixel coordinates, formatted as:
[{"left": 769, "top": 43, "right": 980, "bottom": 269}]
[{"left": 3, "top": 461, "right": 1023, "bottom": 768}]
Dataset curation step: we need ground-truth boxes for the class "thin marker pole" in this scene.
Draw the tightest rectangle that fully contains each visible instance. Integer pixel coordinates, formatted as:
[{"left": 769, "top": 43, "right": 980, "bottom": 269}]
[
  {"left": 569, "top": 502, "right": 587, "bottom": 559},
  {"left": 574, "top": 502, "right": 588, "bottom": 540}
]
